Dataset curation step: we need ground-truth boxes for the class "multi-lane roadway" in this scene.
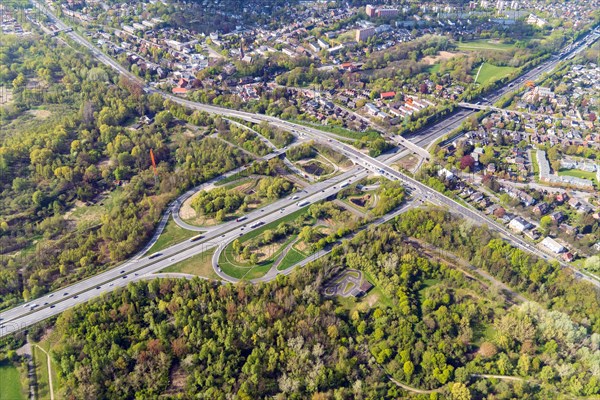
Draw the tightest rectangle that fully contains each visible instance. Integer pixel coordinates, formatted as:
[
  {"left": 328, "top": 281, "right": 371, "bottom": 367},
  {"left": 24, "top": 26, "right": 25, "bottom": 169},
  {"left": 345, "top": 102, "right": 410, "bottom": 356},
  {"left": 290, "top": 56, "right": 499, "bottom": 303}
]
[{"left": 2, "top": 5, "right": 598, "bottom": 338}]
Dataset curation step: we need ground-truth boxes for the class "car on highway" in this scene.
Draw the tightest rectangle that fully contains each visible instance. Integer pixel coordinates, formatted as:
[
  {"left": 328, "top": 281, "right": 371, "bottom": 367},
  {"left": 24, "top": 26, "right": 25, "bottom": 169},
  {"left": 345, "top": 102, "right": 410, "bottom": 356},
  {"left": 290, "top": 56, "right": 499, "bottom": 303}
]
[
  {"left": 96, "top": 286, "right": 101, "bottom": 289},
  {"left": 50, "top": 305, "right": 55, "bottom": 308},
  {"left": 170, "top": 257, "right": 175, "bottom": 261},
  {"left": 120, "top": 270, "right": 125, "bottom": 274},
  {"left": 122, "top": 275, "right": 128, "bottom": 279},
  {"left": 74, "top": 295, "right": 78, "bottom": 299},
  {"left": 63, "top": 292, "right": 68, "bottom": 296}
]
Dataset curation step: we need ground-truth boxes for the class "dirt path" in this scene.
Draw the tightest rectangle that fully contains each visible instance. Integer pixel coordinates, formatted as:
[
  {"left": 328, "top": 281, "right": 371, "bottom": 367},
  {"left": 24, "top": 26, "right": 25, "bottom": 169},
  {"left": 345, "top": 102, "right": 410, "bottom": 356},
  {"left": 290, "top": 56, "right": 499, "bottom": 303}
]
[
  {"left": 388, "top": 376, "right": 442, "bottom": 394},
  {"left": 16, "top": 341, "right": 36, "bottom": 400},
  {"left": 33, "top": 344, "right": 54, "bottom": 400}
]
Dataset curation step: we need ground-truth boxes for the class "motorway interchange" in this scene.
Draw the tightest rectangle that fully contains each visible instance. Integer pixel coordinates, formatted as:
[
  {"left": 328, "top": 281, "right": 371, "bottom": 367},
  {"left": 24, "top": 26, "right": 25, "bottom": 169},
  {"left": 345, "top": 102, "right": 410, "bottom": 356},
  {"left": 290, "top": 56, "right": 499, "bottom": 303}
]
[{"left": 1, "top": 7, "right": 599, "bottom": 338}]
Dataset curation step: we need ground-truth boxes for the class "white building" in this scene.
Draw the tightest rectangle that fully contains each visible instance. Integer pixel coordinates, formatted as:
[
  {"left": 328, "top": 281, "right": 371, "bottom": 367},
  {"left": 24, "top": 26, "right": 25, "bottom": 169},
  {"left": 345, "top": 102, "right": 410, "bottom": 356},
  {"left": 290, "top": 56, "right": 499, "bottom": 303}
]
[{"left": 540, "top": 237, "right": 565, "bottom": 254}]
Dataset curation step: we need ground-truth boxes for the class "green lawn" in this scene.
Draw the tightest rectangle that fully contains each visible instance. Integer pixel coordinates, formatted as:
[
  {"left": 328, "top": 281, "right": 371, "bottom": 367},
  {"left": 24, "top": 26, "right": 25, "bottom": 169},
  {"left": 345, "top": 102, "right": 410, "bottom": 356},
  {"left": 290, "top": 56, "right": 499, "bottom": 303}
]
[
  {"left": 530, "top": 150, "right": 539, "bottom": 178},
  {"left": 472, "top": 323, "right": 497, "bottom": 346},
  {"left": 457, "top": 39, "right": 515, "bottom": 52},
  {"left": 146, "top": 216, "right": 198, "bottom": 256},
  {"left": 160, "top": 247, "right": 218, "bottom": 279},
  {"left": 32, "top": 346, "right": 52, "bottom": 400},
  {"left": 213, "top": 171, "right": 252, "bottom": 186},
  {"left": 277, "top": 247, "right": 307, "bottom": 271},
  {"left": 0, "top": 362, "right": 25, "bottom": 400},
  {"left": 219, "top": 234, "right": 298, "bottom": 280},
  {"left": 219, "top": 177, "right": 253, "bottom": 190},
  {"left": 33, "top": 332, "right": 62, "bottom": 397},
  {"left": 558, "top": 169, "right": 597, "bottom": 182},
  {"left": 474, "top": 63, "right": 517, "bottom": 85},
  {"left": 427, "top": 63, "right": 441, "bottom": 74},
  {"left": 219, "top": 207, "right": 311, "bottom": 279}
]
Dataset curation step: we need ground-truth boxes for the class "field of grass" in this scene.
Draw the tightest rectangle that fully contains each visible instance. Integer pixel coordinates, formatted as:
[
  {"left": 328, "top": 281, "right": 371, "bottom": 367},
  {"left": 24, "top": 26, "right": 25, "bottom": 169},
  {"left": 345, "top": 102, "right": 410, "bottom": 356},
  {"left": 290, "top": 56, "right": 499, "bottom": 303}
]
[
  {"left": 213, "top": 171, "right": 252, "bottom": 186},
  {"left": 67, "top": 188, "right": 127, "bottom": 230},
  {"left": 334, "top": 30, "right": 355, "bottom": 44},
  {"left": 530, "top": 150, "right": 539, "bottom": 177},
  {"left": 219, "top": 177, "right": 253, "bottom": 190},
  {"left": 146, "top": 217, "right": 198, "bottom": 256},
  {"left": 0, "top": 103, "right": 75, "bottom": 141},
  {"left": 160, "top": 247, "right": 218, "bottom": 279},
  {"left": 32, "top": 346, "right": 52, "bottom": 400},
  {"left": 457, "top": 39, "right": 515, "bottom": 52},
  {"left": 0, "top": 361, "right": 25, "bottom": 400},
  {"left": 220, "top": 234, "right": 298, "bottom": 279},
  {"left": 474, "top": 63, "right": 517, "bottom": 85},
  {"left": 33, "top": 331, "right": 62, "bottom": 398},
  {"left": 276, "top": 247, "right": 307, "bottom": 271},
  {"left": 291, "top": 119, "right": 380, "bottom": 141},
  {"left": 472, "top": 323, "right": 497, "bottom": 346},
  {"left": 426, "top": 63, "right": 441, "bottom": 74},
  {"left": 219, "top": 208, "right": 310, "bottom": 279},
  {"left": 558, "top": 169, "right": 597, "bottom": 182}
]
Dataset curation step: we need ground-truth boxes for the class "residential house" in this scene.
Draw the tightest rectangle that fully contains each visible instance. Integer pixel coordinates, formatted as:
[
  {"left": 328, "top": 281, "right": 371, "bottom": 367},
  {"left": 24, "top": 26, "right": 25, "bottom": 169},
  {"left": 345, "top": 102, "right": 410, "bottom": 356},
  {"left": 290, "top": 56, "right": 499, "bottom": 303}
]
[
  {"left": 508, "top": 217, "right": 532, "bottom": 233},
  {"left": 533, "top": 202, "right": 549, "bottom": 215},
  {"left": 550, "top": 211, "right": 564, "bottom": 223}
]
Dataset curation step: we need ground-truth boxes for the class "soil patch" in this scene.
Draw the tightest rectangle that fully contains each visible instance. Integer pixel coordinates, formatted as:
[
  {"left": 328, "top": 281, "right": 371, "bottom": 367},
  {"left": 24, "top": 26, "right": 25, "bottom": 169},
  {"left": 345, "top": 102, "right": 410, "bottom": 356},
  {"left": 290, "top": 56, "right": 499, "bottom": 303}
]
[
  {"left": 27, "top": 109, "right": 52, "bottom": 119},
  {"left": 350, "top": 194, "right": 371, "bottom": 207},
  {"left": 422, "top": 51, "right": 461, "bottom": 65}
]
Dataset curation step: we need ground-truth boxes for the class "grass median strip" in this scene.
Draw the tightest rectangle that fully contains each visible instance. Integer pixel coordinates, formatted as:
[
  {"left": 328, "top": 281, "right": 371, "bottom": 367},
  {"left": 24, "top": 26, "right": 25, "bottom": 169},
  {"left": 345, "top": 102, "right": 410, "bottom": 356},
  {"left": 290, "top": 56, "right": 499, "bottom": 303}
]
[
  {"left": 146, "top": 216, "right": 199, "bottom": 256},
  {"left": 160, "top": 247, "right": 218, "bottom": 279}
]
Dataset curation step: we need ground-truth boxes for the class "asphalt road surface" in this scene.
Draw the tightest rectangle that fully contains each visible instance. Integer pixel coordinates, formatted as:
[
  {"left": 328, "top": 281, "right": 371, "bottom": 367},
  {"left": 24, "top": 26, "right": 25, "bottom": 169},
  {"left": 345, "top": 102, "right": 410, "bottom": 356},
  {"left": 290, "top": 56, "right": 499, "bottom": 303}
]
[{"left": 3, "top": 6, "right": 596, "bottom": 338}]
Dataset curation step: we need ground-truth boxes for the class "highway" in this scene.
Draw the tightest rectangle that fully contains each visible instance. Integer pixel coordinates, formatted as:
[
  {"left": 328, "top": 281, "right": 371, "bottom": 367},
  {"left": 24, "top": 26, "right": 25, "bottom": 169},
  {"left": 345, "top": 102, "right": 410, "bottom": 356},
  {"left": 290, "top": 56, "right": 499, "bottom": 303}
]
[
  {"left": 0, "top": 131, "right": 426, "bottom": 338},
  {"left": 0, "top": 166, "right": 367, "bottom": 333},
  {"left": 212, "top": 200, "right": 424, "bottom": 283},
  {"left": 1, "top": 4, "right": 597, "bottom": 338}
]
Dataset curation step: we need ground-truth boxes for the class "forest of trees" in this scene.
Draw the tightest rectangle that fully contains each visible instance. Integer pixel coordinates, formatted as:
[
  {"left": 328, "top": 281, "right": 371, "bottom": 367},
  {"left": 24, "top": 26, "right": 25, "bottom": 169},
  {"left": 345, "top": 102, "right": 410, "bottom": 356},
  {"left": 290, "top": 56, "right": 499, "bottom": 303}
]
[
  {"left": 191, "top": 177, "right": 293, "bottom": 221},
  {"left": 4, "top": 209, "right": 595, "bottom": 399},
  {"left": 218, "top": 121, "right": 272, "bottom": 156},
  {"left": 0, "top": 36, "right": 250, "bottom": 309}
]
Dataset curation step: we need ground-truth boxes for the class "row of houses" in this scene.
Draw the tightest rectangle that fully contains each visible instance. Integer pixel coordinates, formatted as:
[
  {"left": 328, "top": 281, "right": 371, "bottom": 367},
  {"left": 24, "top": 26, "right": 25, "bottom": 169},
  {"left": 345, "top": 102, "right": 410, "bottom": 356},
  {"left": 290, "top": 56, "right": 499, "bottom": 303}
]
[{"left": 537, "top": 150, "right": 595, "bottom": 189}]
